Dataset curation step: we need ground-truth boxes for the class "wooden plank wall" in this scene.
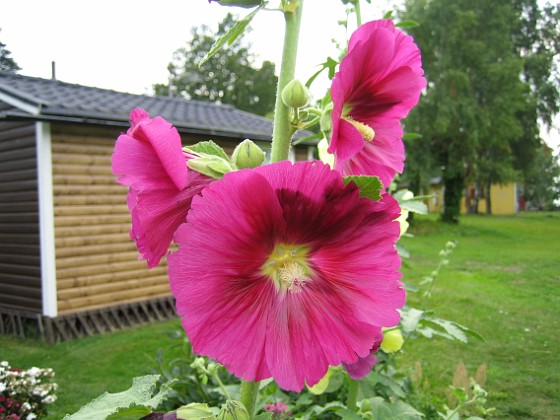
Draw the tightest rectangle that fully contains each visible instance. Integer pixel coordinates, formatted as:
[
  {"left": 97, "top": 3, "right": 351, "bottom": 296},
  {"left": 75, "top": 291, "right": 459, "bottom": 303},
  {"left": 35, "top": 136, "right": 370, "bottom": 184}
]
[
  {"left": 52, "top": 126, "right": 172, "bottom": 315},
  {"left": 0, "top": 122, "right": 42, "bottom": 312},
  {"left": 50, "top": 125, "right": 313, "bottom": 315}
]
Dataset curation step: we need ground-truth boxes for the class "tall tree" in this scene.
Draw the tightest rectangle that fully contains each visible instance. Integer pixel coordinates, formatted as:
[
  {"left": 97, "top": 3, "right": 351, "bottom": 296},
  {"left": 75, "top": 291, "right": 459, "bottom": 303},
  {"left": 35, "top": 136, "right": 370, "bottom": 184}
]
[
  {"left": 401, "top": 0, "right": 559, "bottom": 220},
  {"left": 154, "top": 14, "right": 277, "bottom": 117},
  {"left": 0, "top": 30, "right": 20, "bottom": 72}
]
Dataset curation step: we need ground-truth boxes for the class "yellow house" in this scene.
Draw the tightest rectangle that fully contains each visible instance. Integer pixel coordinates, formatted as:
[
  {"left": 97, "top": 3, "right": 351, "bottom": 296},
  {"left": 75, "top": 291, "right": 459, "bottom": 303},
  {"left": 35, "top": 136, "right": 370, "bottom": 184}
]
[{"left": 425, "top": 178, "right": 520, "bottom": 215}]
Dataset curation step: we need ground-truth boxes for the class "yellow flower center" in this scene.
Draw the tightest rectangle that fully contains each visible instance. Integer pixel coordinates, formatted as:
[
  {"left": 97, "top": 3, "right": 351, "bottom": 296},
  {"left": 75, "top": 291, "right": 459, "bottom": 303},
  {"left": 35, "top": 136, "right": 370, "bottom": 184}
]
[
  {"left": 343, "top": 116, "right": 375, "bottom": 142},
  {"left": 341, "top": 104, "right": 375, "bottom": 142},
  {"left": 262, "top": 244, "right": 312, "bottom": 293}
]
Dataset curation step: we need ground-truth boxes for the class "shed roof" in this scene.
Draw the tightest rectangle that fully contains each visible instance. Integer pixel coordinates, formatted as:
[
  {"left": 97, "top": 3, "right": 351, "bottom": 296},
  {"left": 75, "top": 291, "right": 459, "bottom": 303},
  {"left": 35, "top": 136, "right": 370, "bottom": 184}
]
[{"left": 0, "top": 71, "right": 310, "bottom": 142}]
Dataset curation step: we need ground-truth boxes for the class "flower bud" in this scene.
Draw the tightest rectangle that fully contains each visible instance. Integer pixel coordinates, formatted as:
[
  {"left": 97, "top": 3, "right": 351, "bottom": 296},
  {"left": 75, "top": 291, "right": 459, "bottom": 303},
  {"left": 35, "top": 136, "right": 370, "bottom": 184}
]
[
  {"left": 231, "top": 139, "right": 265, "bottom": 169},
  {"left": 380, "top": 328, "right": 404, "bottom": 353},
  {"left": 282, "top": 79, "right": 311, "bottom": 109},
  {"left": 217, "top": 400, "right": 250, "bottom": 420}
]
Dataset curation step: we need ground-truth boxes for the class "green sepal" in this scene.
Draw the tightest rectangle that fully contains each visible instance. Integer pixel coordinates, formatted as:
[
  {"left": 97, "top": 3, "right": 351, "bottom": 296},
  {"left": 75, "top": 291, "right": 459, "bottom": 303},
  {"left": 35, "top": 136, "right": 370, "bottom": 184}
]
[
  {"left": 199, "top": 6, "right": 262, "bottom": 68},
  {"left": 188, "top": 156, "right": 234, "bottom": 179},
  {"left": 63, "top": 375, "right": 174, "bottom": 420},
  {"left": 343, "top": 175, "right": 383, "bottom": 201},
  {"left": 185, "top": 140, "right": 230, "bottom": 162}
]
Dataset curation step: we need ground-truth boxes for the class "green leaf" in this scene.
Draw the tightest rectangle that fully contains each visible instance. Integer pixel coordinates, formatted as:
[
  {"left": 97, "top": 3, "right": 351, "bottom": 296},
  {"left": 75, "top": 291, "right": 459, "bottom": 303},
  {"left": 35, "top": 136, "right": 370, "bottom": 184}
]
[
  {"left": 335, "top": 408, "right": 364, "bottom": 420},
  {"left": 199, "top": 6, "right": 262, "bottom": 68},
  {"left": 176, "top": 403, "right": 216, "bottom": 420},
  {"left": 396, "top": 244, "right": 410, "bottom": 259},
  {"left": 400, "top": 200, "right": 428, "bottom": 214},
  {"left": 395, "top": 20, "right": 420, "bottom": 29},
  {"left": 344, "top": 176, "right": 383, "bottom": 201},
  {"left": 213, "top": 0, "right": 262, "bottom": 7},
  {"left": 185, "top": 140, "right": 230, "bottom": 162},
  {"left": 402, "top": 132, "right": 423, "bottom": 140},
  {"left": 399, "top": 307, "right": 424, "bottom": 334},
  {"left": 64, "top": 375, "right": 173, "bottom": 420},
  {"left": 383, "top": 10, "right": 394, "bottom": 19},
  {"left": 363, "top": 397, "right": 424, "bottom": 419},
  {"left": 253, "top": 414, "right": 274, "bottom": 420},
  {"left": 306, "top": 57, "right": 339, "bottom": 87},
  {"left": 423, "top": 317, "right": 468, "bottom": 343}
]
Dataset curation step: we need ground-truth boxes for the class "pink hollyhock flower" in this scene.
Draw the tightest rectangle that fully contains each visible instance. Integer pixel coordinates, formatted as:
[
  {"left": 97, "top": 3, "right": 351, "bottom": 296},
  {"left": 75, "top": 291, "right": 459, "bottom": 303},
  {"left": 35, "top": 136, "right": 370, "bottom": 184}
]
[
  {"left": 168, "top": 160, "right": 405, "bottom": 391},
  {"left": 328, "top": 19, "right": 426, "bottom": 186},
  {"left": 112, "top": 108, "right": 212, "bottom": 268},
  {"left": 342, "top": 328, "right": 384, "bottom": 380}
]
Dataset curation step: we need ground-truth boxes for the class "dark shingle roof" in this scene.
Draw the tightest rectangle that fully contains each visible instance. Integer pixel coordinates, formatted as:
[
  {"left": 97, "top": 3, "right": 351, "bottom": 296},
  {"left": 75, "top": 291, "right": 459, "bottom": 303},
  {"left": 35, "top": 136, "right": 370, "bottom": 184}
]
[{"left": 0, "top": 72, "right": 289, "bottom": 141}]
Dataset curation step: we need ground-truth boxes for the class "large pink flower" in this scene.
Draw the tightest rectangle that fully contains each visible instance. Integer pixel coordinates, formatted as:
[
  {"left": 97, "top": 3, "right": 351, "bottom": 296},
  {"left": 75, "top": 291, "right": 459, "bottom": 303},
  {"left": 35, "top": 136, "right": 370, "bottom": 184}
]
[
  {"left": 328, "top": 19, "right": 426, "bottom": 186},
  {"left": 112, "top": 108, "right": 212, "bottom": 268},
  {"left": 168, "top": 161, "right": 405, "bottom": 391}
]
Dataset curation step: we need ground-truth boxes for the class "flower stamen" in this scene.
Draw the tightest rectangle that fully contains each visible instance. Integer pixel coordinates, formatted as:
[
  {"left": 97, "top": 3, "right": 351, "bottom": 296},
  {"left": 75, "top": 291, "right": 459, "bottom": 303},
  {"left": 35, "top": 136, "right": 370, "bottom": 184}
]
[
  {"left": 279, "top": 262, "right": 309, "bottom": 293},
  {"left": 343, "top": 116, "right": 375, "bottom": 142}
]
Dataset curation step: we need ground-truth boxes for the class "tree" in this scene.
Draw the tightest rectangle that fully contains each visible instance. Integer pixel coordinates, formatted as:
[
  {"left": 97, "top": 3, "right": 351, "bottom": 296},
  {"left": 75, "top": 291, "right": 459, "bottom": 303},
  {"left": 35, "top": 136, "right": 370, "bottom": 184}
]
[
  {"left": 401, "top": 0, "right": 560, "bottom": 220},
  {"left": 523, "top": 146, "right": 560, "bottom": 210},
  {"left": 0, "top": 30, "right": 20, "bottom": 72},
  {"left": 154, "top": 14, "right": 277, "bottom": 117}
]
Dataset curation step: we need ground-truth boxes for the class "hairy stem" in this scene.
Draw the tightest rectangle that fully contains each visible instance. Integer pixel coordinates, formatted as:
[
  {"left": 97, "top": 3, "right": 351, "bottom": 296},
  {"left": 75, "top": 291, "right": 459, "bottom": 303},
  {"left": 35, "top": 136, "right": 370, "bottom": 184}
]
[{"left": 270, "top": 0, "right": 305, "bottom": 163}]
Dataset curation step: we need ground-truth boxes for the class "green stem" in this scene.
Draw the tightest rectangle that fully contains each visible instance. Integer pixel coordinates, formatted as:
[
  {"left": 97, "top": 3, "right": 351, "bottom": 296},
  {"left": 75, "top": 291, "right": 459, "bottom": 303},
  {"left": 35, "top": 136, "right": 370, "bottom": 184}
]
[
  {"left": 354, "top": 0, "right": 362, "bottom": 26},
  {"left": 270, "top": 0, "right": 304, "bottom": 163},
  {"left": 239, "top": 380, "right": 260, "bottom": 418},
  {"left": 346, "top": 378, "right": 359, "bottom": 412}
]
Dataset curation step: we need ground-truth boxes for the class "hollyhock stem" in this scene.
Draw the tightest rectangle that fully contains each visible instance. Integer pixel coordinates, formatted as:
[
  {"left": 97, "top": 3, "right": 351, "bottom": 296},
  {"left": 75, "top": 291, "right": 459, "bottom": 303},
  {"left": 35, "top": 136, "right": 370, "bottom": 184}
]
[
  {"left": 354, "top": 0, "right": 362, "bottom": 26},
  {"left": 270, "top": 0, "right": 304, "bottom": 163},
  {"left": 240, "top": 380, "right": 260, "bottom": 418},
  {"left": 346, "top": 378, "right": 359, "bottom": 411}
]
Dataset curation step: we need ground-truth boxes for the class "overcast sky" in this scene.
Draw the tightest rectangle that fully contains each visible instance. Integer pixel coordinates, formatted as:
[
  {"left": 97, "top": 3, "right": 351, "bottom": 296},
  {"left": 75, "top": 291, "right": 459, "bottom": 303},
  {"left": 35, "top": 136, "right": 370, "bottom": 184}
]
[{"left": 0, "top": 0, "right": 558, "bottom": 150}]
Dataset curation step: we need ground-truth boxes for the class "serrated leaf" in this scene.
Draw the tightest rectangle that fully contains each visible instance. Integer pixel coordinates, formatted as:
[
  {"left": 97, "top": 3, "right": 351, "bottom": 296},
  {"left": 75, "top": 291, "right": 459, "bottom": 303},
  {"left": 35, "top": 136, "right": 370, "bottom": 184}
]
[
  {"left": 64, "top": 375, "right": 173, "bottom": 420},
  {"left": 199, "top": 6, "right": 261, "bottom": 68},
  {"left": 395, "top": 20, "right": 420, "bottom": 29},
  {"left": 344, "top": 176, "right": 383, "bottom": 201},
  {"left": 185, "top": 140, "right": 230, "bottom": 161}
]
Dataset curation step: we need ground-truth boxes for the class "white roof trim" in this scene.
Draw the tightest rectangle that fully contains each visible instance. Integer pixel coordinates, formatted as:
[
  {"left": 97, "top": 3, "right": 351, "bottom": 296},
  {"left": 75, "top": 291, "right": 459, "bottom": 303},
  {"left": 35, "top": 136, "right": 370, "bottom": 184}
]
[{"left": 0, "top": 91, "right": 41, "bottom": 115}]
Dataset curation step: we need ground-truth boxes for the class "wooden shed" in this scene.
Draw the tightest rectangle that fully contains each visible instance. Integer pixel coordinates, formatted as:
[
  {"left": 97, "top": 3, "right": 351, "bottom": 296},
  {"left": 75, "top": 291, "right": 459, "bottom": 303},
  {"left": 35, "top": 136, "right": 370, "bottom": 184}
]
[{"left": 0, "top": 71, "right": 316, "bottom": 341}]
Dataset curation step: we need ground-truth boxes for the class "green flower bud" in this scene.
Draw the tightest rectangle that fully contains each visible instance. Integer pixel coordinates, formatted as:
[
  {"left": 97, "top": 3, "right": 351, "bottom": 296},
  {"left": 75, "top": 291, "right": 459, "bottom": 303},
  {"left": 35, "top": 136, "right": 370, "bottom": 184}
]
[
  {"left": 380, "top": 328, "right": 404, "bottom": 353},
  {"left": 231, "top": 139, "right": 265, "bottom": 169},
  {"left": 282, "top": 79, "right": 311, "bottom": 109},
  {"left": 217, "top": 400, "right": 250, "bottom": 420}
]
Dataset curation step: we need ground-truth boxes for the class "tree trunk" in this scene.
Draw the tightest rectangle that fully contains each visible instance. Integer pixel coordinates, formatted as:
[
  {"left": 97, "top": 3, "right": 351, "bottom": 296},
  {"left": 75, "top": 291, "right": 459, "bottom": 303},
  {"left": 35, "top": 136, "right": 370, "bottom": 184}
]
[
  {"left": 485, "top": 180, "right": 492, "bottom": 214},
  {"left": 442, "top": 167, "right": 464, "bottom": 223}
]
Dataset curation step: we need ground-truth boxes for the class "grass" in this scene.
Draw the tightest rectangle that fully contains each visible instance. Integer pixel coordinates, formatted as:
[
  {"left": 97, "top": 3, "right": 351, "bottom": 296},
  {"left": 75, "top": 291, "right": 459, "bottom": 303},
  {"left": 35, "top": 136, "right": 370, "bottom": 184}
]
[
  {"left": 399, "top": 212, "right": 560, "bottom": 419},
  {"left": 1, "top": 212, "right": 558, "bottom": 418}
]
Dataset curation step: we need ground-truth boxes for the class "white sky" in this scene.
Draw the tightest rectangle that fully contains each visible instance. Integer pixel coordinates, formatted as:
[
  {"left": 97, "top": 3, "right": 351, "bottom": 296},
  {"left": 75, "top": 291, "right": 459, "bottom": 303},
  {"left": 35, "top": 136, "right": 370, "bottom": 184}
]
[{"left": 0, "top": 0, "right": 558, "bottom": 151}]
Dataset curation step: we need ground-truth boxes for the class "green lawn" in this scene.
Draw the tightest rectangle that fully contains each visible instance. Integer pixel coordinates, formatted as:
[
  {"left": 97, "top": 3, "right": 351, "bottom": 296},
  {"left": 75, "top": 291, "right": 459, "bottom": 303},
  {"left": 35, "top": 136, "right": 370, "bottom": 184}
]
[
  {"left": 399, "top": 212, "right": 560, "bottom": 419},
  {"left": 1, "top": 212, "right": 558, "bottom": 419}
]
